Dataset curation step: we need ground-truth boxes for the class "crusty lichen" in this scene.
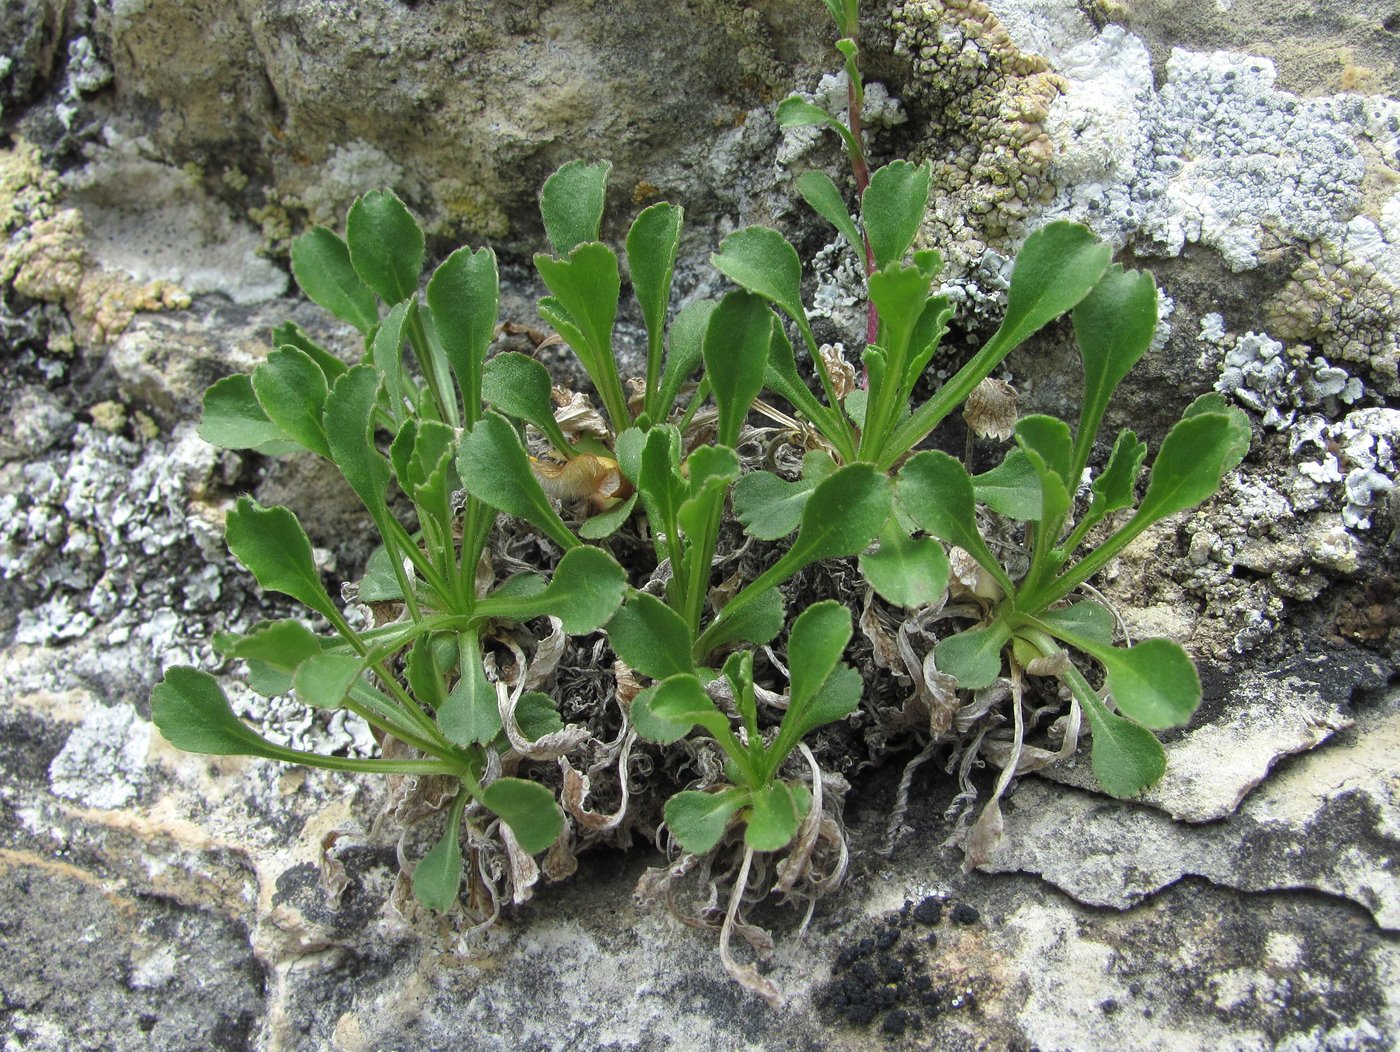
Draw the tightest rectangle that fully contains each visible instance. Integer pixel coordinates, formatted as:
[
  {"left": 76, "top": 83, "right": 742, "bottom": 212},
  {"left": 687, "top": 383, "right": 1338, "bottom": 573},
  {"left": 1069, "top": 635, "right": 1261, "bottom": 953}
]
[
  {"left": 891, "top": 0, "right": 1064, "bottom": 269},
  {"left": 1266, "top": 199, "right": 1400, "bottom": 398},
  {"left": 1, "top": 140, "right": 190, "bottom": 348}
]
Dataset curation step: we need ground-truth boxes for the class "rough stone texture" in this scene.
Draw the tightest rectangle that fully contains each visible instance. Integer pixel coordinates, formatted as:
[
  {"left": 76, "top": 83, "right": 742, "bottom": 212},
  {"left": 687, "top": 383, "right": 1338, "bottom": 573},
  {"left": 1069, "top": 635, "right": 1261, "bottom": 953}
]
[{"left": 1, "top": 0, "right": 1398, "bottom": 1048}]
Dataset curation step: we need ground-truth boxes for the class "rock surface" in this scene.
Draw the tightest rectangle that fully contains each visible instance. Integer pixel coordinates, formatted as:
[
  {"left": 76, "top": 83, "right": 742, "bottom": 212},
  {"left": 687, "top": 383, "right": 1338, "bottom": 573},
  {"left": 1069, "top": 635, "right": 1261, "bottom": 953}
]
[{"left": 1, "top": 0, "right": 1397, "bottom": 1049}]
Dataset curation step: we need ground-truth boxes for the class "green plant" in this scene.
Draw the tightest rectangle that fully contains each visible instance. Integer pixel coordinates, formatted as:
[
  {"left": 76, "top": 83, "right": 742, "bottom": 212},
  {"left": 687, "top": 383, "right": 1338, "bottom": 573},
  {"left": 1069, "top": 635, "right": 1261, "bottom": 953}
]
[
  {"left": 155, "top": 189, "right": 631, "bottom": 911},
  {"left": 895, "top": 265, "right": 1251, "bottom": 796},
  {"left": 144, "top": 0, "right": 1253, "bottom": 1005}
]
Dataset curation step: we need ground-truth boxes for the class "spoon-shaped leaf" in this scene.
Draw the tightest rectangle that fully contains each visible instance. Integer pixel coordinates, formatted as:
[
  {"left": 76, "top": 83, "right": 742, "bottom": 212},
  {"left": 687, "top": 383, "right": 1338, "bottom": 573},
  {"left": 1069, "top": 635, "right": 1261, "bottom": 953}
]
[
  {"left": 664, "top": 787, "right": 750, "bottom": 855},
  {"left": 1098, "top": 639, "right": 1200, "bottom": 729},
  {"left": 540, "top": 160, "right": 611, "bottom": 256},
  {"left": 656, "top": 299, "right": 715, "bottom": 421},
  {"left": 606, "top": 592, "right": 696, "bottom": 681},
  {"left": 346, "top": 189, "right": 424, "bottom": 305},
  {"left": 703, "top": 291, "right": 773, "bottom": 447},
  {"left": 1062, "top": 664, "right": 1167, "bottom": 798},
  {"left": 933, "top": 621, "right": 1012, "bottom": 690},
  {"left": 744, "top": 781, "right": 811, "bottom": 851},
  {"left": 458, "top": 413, "right": 579, "bottom": 551},
  {"left": 412, "top": 793, "right": 467, "bottom": 911},
  {"left": 1071, "top": 264, "right": 1158, "bottom": 478},
  {"left": 858, "top": 516, "right": 950, "bottom": 609},
  {"left": 862, "top": 160, "right": 932, "bottom": 270},
  {"left": 214, "top": 619, "right": 324, "bottom": 695},
  {"left": 198, "top": 375, "right": 300, "bottom": 455},
  {"left": 627, "top": 202, "right": 683, "bottom": 394},
  {"left": 474, "top": 546, "right": 626, "bottom": 635},
  {"left": 701, "top": 588, "right": 786, "bottom": 653},
  {"left": 289, "top": 226, "right": 379, "bottom": 334},
  {"left": 732, "top": 471, "right": 815, "bottom": 541},
  {"left": 427, "top": 245, "right": 498, "bottom": 418},
  {"left": 897, "top": 451, "right": 1012, "bottom": 594},
  {"left": 324, "top": 365, "right": 391, "bottom": 522},
  {"left": 1137, "top": 410, "right": 1252, "bottom": 524},
  {"left": 630, "top": 673, "right": 731, "bottom": 744},
  {"left": 787, "top": 600, "right": 852, "bottom": 712},
  {"left": 973, "top": 450, "right": 1042, "bottom": 521},
  {"left": 997, "top": 221, "right": 1112, "bottom": 351},
  {"left": 710, "top": 227, "right": 807, "bottom": 330},
  {"left": 480, "top": 777, "right": 564, "bottom": 854},
  {"left": 481, "top": 351, "right": 575, "bottom": 453},
  {"left": 796, "top": 170, "right": 862, "bottom": 252},
  {"left": 251, "top": 346, "right": 331, "bottom": 457},
  {"left": 225, "top": 498, "right": 338, "bottom": 622},
  {"left": 292, "top": 652, "right": 363, "bottom": 709}
]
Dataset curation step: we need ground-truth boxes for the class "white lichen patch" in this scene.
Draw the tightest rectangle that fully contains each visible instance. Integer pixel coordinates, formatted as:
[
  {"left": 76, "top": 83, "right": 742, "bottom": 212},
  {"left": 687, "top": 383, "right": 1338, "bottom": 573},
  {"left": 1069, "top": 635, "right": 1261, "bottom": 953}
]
[
  {"left": 1046, "top": 33, "right": 1368, "bottom": 269},
  {"left": 64, "top": 132, "right": 286, "bottom": 305},
  {"left": 1207, "top": 321, "right": 1364, "bottom": 431},
  {"left": 1293, "top": 407, "right": 1400, "bottom": 530},
  {"left": 48, "top": 702, "right": 152, "bottom": 809}
]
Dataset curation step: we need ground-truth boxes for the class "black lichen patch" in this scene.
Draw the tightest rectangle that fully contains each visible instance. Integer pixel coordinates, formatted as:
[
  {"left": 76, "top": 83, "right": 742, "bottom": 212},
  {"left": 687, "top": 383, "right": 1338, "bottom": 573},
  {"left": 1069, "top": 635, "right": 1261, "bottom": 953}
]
[{"left": 823, "top": 895, "right": 985, "bottom": 1036}]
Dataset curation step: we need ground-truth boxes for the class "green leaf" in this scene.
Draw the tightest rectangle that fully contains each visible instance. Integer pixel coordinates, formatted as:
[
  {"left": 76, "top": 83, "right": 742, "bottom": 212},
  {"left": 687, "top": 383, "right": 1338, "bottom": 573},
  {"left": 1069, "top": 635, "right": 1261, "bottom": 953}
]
[
  {"left": 292, "top": 652, "right": 363, "bottom": 709},
  {"left": 702, "top": 588, "right": 785, "bottom": 652},
  {"left": 346, "top": 189, "right": 424, "bottom": 305},
  {"left": 358, "top": 545, "right": 404, "bottom": 602},
  {"left": 1136, "top": 411, "right": 1252, "bottom": 525},
  {"left": 1071, "top": 265, "right": 1158, "bottom": 478},
  {"left": 214, "top": 619, "right": 324, "bottom": 696},
  {"left": 475, "top": 545, "right": 627, "bottom": 635},
  {"left": 1097, "top": 639, "right": 1201, "bottom": 730},
  {"left": 516, "top": 691, "right": 566, "bottom": 742},
  {"left": 289, "top": 226, "right": 379, "bottom": 334},
  {"left": 973, "top": 450, "right": 1043, "bottom": 521},
  {"left": 480, "top": 778, "right": 564, "bottom": 853},
  {"left": 732, "top": 471, "right": 815, "bottom": 541},
  {"left": 224, "top": 498, "right": 338, "bottom": 621},
  {"left": 704, "top": 466, "right": 891, "bottom": 651},
  {"left": 782, "top": 463, "right": 891, "bottom": 567},
  {"left": 868, "top": 261, "right": 935, "bottom": 358},
  {"left": 250, "top": 347, "right": 334, "bottom": 459},
  {"left": 656, "top": 299, "right": 714, "bottom": 421},
  {"left": 1036, "top": 602, "right": 1116, "bottom": 649},
  {"left": 995, "top": 222, "right": 1112, "bottom": 352},
  {"left": 1070, "top": 672, "right": 1167, "bottom": 798},
  {"left": 862, "top": 160, "right": 932, "bottom": 270},
  {"left": 685, "top": 444, "right": 741, "bottom": 492},
  {"left": 1089, "top": 429, "right": 1148, "bottom": 517},
  {"left": 540, "top": 160, "right": 610, "bottom": 257},
  {"left": 786, "top": 600, "right": 853, "bottom": 711},
  {"left": 325, "top": 364, "right": 390, "bottom": 505},
  {"left": 629, "top": 673, "right": 730, "bottom": 744},
  {"left": 371, "top": 300, "right": 412, "bottom": 426},
  {"left": 578, "top": 492, "right": 637, "bottom": 540},
  {"left": 796, "top": 170, "right": 862, "bottom": 251},
  {"left": 897, "top": 451, "right": 1012, "bottom": 594},
  {"left": 775, "top": 96, "right": 844, "bottom": 134},
  {"left": 663, "top": 788, "right": 750, "bottom": 855},
  {"left": 427, "top": 245, "right": 499, "bottom": 417},
  {"left": 198, "top": 375, "right": 300, "bottom": 455},
  {"left": 1014, "top": 415, "right": 1074, "bottom": 488},
  {"left": 481, "top": 351, "right": 575, "bottom": 453},
  {"left": 405, "top": 635, "right": 447, "bottom": 710},
  {"left": 151, "top": 667, "right": 294, "bottom": 759},
  {"left": 859, "top": 517, "right": 950, "bottom": 609},
  {"left": 458, "top": 413, "right": 580, "bottom": 552},
  {"left": 535, "top": 242, "right": 626, "bottom": 427},
  {"left": 934, "top": 621, "right": 1012, "bottom": 689},
  {"left": 626, "top": 202, "right": 683, "bottom": 387},
  {"left": 786, "top": 664, "right": 862, "bottom": 741},
  {"left": 271, "top": 322, "right": 347, "bottom": 382},
  {"left": 1183, "top": 394, "right": 1251, "bottom": 473},
  {"left": 703, "top": 291, "right": 774, "bottom": 447},
  {"left": 710, "top": 227, "right": 807, "bottom": 331},
  {"left": 744, "top": 781, "right": 811, "bottom": 852},
  {"left": 412, "top": 794, "right": 466, "bottom": 912},
  {"left": 438, "top": 632, "right": 499, "bottom": 745},
  {"left": 605, "top": 592, "right": 696, "bottom": 681}
]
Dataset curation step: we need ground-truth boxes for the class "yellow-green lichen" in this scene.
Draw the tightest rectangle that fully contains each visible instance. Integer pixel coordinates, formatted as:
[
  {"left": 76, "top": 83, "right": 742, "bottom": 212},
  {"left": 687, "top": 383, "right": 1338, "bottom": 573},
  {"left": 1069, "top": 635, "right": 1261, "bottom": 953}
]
[{"left": 891, "top": 0, "right": 1064, "bottom": 269}]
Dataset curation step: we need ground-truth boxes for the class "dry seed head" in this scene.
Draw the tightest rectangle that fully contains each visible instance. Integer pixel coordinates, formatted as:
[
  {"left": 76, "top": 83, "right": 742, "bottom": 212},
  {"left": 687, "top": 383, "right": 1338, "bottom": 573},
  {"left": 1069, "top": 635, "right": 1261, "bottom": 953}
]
[{"left": 963, "top": 377, "right": 1018, "bottom": 440}]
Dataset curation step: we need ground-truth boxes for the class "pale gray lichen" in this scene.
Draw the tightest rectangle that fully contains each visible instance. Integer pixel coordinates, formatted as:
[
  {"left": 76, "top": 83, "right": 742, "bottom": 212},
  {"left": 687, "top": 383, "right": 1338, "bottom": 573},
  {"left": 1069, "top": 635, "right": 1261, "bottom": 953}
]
[
  {"left": 776, "top": 70, "right": 906, "bottom": 167},
  {"left": 1293, "top": 408, "right": 1400, "bottom": 531},
  {"left": 1207, "top": 320, "right": 1364, "bottom": 431},
  {"left": 48, "top": 701, "right": 151, "bottom": 809},
  {"left": 1044, "top": 30, "right": 1368, "bottom": 270}
]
